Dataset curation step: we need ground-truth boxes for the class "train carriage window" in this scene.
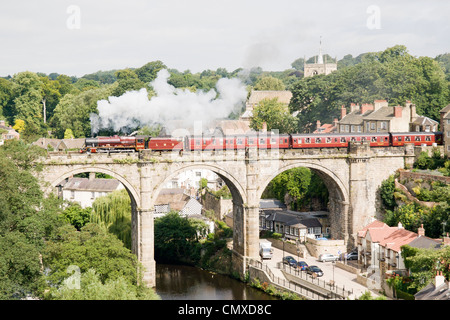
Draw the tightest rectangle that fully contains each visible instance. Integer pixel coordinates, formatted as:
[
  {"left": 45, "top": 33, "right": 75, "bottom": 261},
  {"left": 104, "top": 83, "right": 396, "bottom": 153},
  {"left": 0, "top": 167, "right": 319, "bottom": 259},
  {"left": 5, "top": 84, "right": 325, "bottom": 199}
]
[
  {"left": 371, "top": 137, "right": 377, "bottom": 142},
  {"left": 415, "top": 136, "right": 421, "bottom": 142},
  {"left": 351, "top": 137, "right": 356, "bottom": 142},
  {"left": 425, "top": 136, "right": 431, "bottom": 141},
  {"left": 361, "top": 137, "right": 366, "bottom": 142},
  {"left": 334, "top": 138, "right": 338, "bottom": 142},
  {"left": 271, "top": 138, "right": 276, "bottom": 144},
  {"left": 326, "top": 137, "right": 331, "bottom": 143},
  {"left": 305, "top": 138, "right": 310, "bottom": 143},
  {"left": 315, "top": 138, "right": 321, "bottom": 143},
  {"left": 398, "top": 137, "right": 402, "bottom": 142},
  {"left": 405, "top": 136, "right": 411, "bottom": 142},
  {"left": 195, "top": 140, "right": 200, "bottom": 146},
  {"left": 237, "top": 138, "right": 243, "bottom": 145},
  {"left": 284, "top": 139, "right": 288, "bottom": 144},
  {"left": 340, "top": 137, "right": 346, "bottom": 143}
]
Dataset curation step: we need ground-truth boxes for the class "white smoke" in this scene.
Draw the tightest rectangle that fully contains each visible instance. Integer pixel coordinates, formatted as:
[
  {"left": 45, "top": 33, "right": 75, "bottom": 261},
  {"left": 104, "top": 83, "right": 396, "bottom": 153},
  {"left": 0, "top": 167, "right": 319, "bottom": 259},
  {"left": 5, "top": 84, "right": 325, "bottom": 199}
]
[{"left": 90, "top": 69, "right": 247, "bottom": 136}]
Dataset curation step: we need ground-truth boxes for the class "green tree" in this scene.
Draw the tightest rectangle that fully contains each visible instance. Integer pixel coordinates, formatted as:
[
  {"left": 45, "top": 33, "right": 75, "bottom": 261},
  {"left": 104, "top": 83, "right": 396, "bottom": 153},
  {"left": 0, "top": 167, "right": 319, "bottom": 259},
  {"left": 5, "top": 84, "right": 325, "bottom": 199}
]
[
  {"left": 154, "top": 211, "right": 199, "bottom": 263},
  {"left": 0, "top": 140, "right": 65, "bottom": 299},
  {"left": 64, "top": 128, "right": 75, "bottom": 139},
  {"left": 62, "top": 203, "right": 92, "bottom": 230},
  {"left": 250, "top": 98, "right": 298, "bottom": 133},
  {"left": 91, "top": 189, "right": 132, "bottom": 249},
  {"left": 50, "top": 85, "right": 115, "bottom": 138},
  {"left": 254, "top": 76, "right": 286, "bottom": 91},
  {"left": 111, "top": 68, "right": 145, "bottom": 97},
  {"left": 43, "top": 223, "right": 140, "bottom": 287},
  {"left": 46, "top": 269, "right": 159, "bottom": 300},
  {"left": 380, "top": 175, "right": 397, "bottom": 210},
  {"left": 290, "top": 45, "right": 450, "bottom": 132},
  {"left": 135, "top": 60, "right": 167, "bottom": 84},
  {"left": 263, "top": 167, "right": 328, "bottom": 211}
]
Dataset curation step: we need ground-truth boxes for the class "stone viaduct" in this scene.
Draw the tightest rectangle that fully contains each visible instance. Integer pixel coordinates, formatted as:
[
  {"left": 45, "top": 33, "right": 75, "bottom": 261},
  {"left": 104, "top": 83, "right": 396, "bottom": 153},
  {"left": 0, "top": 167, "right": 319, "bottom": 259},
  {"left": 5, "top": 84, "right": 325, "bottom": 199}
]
[{"left": 36, "top": 143, "right": 416, "bottom": 287}]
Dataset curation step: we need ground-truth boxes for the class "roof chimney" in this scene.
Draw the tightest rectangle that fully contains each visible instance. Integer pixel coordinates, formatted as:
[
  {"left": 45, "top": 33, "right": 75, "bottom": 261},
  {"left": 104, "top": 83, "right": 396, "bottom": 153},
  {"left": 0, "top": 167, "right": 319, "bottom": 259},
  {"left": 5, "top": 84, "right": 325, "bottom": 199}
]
[
  {"left": 341, "top": 105, "right": 346, "bottom": 119},
  {"left": 418, "top": 224, "right": 425, "bottom": 237},
  {"left": 316, "top": 120, "right": 321, "bottom": 130},
  {"left": 435, "top": 271, "right": 446, "bottom": 288},
  {"left": 361, "top": 103, "right": 374, "bottom": 115},
  {"left": 394, "top": 106, "right": 403, "bottom": 118},
  {"left": 398, "top": 222, "right": 404, "bottom": 229},
  {"left": 333, "top": 118, "right": 339, "bottom": 127}
]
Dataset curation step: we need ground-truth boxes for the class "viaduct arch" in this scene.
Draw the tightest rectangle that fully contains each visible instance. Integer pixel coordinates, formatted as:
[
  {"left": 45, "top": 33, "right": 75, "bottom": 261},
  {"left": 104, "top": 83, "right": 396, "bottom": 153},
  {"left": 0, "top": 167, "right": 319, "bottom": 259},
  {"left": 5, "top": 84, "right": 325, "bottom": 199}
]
[{"left": 38, "top": 143, "right": 416, "bottom": 286}]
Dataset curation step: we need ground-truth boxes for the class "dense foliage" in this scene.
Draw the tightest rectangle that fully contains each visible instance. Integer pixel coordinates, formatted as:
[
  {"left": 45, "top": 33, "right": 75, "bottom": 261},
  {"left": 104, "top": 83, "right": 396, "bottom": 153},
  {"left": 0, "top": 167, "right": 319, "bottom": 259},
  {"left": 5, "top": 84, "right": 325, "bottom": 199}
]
[
  {"left": 262, "top": 167, "right": 329, "bottom": 211},
  {"left": 0, "top": 141, "right": 157, "bottom": 300},
  {"left": 289, "top": 45, "right": 450, "bottom": 132},
  {"left": 2, "top": 45, "right": 448, "bottom": 141}
]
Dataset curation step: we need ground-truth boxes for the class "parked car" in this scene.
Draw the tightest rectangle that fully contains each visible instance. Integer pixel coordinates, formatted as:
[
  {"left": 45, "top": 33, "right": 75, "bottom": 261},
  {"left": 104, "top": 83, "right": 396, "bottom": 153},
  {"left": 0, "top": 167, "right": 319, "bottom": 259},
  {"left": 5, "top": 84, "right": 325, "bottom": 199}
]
[
  {"left": 306, "top": 265, "right": 323, "bottom": 277},
  {"left": 296, "top": 261, "right": 308, "bottom": 271},
  {"left": 346, "top": 252, "right": 358, "bottom": 260},
  {"left": 318, "top": 253, "right": 339, "bottom": 262},
  {"left": 282, "top": 256, "right": 297, "bottom": 267}
]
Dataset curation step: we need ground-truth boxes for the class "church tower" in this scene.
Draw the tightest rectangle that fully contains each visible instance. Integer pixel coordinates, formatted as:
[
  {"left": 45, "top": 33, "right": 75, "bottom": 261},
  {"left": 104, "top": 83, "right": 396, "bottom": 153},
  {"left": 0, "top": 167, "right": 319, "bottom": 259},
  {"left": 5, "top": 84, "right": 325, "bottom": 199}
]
[{"left": 304, "top": 37, "right": 337, "bottom": 77}]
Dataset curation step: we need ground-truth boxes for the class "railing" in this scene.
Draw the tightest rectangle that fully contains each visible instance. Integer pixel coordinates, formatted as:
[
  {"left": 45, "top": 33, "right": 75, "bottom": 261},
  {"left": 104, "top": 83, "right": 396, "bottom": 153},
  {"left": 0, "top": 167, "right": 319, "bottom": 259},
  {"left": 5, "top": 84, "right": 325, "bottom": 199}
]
[
  {"left": 280, "top": 263, "right": 353, "bottom": 299},
  {"left": 248, "top": 259, "right": 351, "bottom": 300}
]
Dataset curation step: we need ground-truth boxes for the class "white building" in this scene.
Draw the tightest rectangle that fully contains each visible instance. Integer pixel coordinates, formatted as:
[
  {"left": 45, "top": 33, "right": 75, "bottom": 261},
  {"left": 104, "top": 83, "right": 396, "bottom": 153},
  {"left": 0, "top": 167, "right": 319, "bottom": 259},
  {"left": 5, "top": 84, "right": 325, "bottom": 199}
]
[
  {"left": 60, "top": 175, "right": 124, "bottom": 208},
  {"left": 164, "top": 169, "right": 224, "bottom": 191}
]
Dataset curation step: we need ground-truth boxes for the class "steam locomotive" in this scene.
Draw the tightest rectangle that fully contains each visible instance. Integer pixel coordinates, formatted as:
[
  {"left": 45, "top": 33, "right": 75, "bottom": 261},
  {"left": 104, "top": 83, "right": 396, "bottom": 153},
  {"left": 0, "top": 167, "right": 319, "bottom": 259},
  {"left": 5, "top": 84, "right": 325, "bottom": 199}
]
[{"left": 80, "top": 131, "right": 443, "bottom": 153}]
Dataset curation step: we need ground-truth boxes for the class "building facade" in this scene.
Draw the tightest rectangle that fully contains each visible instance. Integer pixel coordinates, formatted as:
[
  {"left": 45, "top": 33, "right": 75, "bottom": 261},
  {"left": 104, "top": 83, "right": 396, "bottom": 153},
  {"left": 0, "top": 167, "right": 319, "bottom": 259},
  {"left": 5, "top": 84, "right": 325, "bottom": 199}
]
[
  {"left": 0, "top": 120, "right": 20, "bottom": 144},
  {"left": 337, "top": 100, "right": 438, "bottom": 134}
]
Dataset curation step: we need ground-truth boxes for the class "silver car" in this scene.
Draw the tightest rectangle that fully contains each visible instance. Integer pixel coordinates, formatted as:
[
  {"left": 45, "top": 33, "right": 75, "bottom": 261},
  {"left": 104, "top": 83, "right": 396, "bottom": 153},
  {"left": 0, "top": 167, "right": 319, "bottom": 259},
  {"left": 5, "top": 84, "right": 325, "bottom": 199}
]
[{"left": 318, "top": 253, "right": 339, "bottom": 262}]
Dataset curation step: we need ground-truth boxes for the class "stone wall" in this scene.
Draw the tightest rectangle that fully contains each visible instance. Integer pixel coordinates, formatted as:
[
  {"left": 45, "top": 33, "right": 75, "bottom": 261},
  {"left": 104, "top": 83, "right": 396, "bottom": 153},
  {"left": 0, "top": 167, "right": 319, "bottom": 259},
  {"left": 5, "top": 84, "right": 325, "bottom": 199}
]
[
  {"left": 202, "top": 191, "right": 233, "bottom": 220},
  {"left": 305, "top": 238, "right": 346, "bottom": 258},
  {"left": 398, "top": 169, "right": 450, "bottom": 185}
]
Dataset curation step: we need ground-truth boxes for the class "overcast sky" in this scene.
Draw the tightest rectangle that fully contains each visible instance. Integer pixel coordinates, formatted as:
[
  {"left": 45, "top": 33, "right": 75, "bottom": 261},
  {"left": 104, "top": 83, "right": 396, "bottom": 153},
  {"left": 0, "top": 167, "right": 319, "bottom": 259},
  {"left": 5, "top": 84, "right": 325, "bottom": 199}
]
[{"left": 1, "top": 0, "right": 449, "bottom": 77}]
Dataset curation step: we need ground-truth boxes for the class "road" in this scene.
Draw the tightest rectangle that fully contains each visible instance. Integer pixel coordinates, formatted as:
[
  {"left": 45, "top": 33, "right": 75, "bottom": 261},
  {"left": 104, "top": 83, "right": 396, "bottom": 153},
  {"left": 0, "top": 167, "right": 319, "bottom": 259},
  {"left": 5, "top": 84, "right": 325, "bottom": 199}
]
[{"left": 263, "top": 245, "right": 379, "bottom": 299}]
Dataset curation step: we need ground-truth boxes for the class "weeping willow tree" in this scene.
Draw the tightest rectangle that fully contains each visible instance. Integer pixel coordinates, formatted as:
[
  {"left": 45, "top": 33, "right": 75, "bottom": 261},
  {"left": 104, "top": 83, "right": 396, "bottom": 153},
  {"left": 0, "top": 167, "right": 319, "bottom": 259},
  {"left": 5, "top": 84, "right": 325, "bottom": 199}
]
[{"left": 91, "top": 189, "right": 132, "bottom": 249}]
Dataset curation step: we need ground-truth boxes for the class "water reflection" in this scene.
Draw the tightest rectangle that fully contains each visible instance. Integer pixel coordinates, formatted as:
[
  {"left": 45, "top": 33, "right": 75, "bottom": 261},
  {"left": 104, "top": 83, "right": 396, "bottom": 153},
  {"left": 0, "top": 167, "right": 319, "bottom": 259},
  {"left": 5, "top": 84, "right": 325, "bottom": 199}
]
[{"left": 155, "top": 264, "right": 277, "bottom": 300}]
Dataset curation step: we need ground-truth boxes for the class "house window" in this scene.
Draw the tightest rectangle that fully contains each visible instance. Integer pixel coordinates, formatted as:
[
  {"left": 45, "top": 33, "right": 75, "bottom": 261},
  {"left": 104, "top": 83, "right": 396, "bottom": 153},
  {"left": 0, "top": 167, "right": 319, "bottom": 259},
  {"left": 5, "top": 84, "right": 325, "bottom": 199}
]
[
  {"left": 71, "top": 191, "right": 75, "bottom": 199},
  {"left": 91, "top": 192, "right": 95, "bottom": 199},
  {"left": 425, "top": 125, "right": 430, "bottom": 132},
  {"left": 370, "top": 122, "right": 375, "bottom": 130},
  {"left": 380, "top": 122, "right": 387, "bottom": 130}
]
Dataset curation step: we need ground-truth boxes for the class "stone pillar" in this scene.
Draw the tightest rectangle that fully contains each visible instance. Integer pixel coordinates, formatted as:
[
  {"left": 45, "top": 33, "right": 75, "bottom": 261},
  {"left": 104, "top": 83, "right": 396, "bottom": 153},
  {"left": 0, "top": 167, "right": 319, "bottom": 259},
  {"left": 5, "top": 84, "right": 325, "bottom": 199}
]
[
  {"left": 347, "top": 142, "right": 372, "bottom": 249},
  {"left": 138, "top": 164, "right": 156, "bottom": 287},
  {"left": 232, "top": 148, "right": 260, "bottom": 280},
  {"left": 139, "top": 209, "right": 156, "bottom": 287}
]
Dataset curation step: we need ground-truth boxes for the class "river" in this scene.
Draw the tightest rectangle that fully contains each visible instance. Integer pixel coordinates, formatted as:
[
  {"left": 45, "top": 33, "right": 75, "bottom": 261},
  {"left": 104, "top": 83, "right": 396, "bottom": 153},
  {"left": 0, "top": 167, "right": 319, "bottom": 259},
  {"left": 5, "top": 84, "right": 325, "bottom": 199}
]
[{"left": 155, "top": 264, "right": 278, "bottom": 300}]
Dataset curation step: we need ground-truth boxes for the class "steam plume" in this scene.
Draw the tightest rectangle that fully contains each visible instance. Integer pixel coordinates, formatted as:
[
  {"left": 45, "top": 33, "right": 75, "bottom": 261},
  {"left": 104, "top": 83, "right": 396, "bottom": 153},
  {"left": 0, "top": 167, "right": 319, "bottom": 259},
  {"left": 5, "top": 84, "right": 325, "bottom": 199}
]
[{"left": 90, "top": 69, "right": 247, "bottom": 136}]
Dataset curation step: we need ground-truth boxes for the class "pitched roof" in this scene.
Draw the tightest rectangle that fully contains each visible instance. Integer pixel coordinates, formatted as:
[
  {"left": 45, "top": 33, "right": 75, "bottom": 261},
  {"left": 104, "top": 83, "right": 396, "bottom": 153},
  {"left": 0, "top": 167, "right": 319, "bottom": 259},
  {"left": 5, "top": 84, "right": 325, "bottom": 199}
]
[
  {"left": 259, "top": 199, "right": 287, "bottom": 209},
  {"left": 247, "top": 90, "right": 293, "bottom": 105},
  {"left": 414, "top": 277, "right": 450, "bottom": 300},
  {"left": 359, "top": 220, "right": 418, "bottom": 253},
  {"left": 63, "top": 177, "right": 122, "bottom": 192},
  {"left": 440, "top": 104, "right": 450, "bottom": 116},
  {"left": 411, "top": 116, "right": 439, "bottom": 126},
  {"left": 263, "top": 210, "right": 322, "bottom": 228},
  {"left": 408, "top": 236, "right": 442, "bottom": 250}
]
